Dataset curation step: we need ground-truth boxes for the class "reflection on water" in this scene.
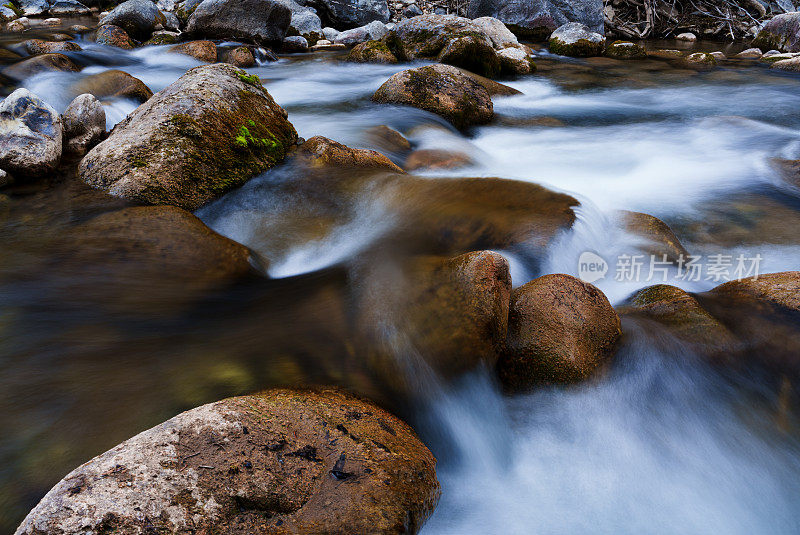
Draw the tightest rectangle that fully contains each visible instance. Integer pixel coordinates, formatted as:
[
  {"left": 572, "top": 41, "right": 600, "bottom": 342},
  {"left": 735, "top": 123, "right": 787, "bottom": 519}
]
[{"left": 1, "top": 34, "right": 800, "bottom": 533}]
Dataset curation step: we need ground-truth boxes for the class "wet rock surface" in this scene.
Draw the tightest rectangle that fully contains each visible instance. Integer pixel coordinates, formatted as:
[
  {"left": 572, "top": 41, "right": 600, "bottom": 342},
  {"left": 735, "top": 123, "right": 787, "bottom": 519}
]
[
  {"left": 372, "top": 64, "right": 493, "bottom": 129},
  {"left": 15, "top": 388, "right": 440, "bottom": 535},
  {"left": 0, "top": 89, "right": 63, "bottom": 177},
  {"left": 187, "top": 0, "right": 292, "bottom": 43},
  {"left": 498, "top": 273, "right": 621, "bottom": 389},
  {"left": 62, "top": 93, "right": 106, "bottom": 156},
  {"left": 79, "top": 63, "right": 297, "bottom": 210}
]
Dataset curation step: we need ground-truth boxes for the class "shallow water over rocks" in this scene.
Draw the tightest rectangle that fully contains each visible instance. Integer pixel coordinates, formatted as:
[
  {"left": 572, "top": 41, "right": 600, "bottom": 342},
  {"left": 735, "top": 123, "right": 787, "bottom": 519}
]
[{"left": 2, "top": 31, "right": 800, "bottom": 533}]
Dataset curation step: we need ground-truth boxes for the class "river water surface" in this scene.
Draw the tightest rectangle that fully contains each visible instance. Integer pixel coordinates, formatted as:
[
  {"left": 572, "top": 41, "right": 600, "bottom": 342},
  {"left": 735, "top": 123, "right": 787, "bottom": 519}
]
[{"left": 2, "top": 28, "right": 800, "bottom": 533}]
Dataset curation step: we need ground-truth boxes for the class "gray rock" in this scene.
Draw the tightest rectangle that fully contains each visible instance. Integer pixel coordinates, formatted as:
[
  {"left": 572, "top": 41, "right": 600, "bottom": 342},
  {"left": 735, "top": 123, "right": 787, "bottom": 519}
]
[
  {"left": 62, "top": 93, "right": 105, "bottom": 156},
  {"left": 334, "top": 20, "right": 387, "bottom": 44},
  {"left": 322, "top": 25, "right": 339, "bottom": 40},
  {"left": 548, "top": 21, "right": 604, "bottom": 56},
  {"left": 0, "top": 88, "right": 63, "bottom": 177},
  {"left": 403, "top": 3, "right": 421, "bottom": 17},
  {"left": 676, "top": 31, "right": 696, "bottom": 41},
  {"left": 100, "top": 0, "right": 167, "bottom": 40},
  {"left": 497, "top": 45, "right": 533, "bottom": 73},
  {"left": 48, "top": 0, "right": 91, "bottom": 15},
  {"left": 282, "top": 34, "right": 308, "bottom": 50},
  {"left": 156, "top": 0, "right": 175, "bottom": 10},
  {"left": 19, "top": 0, "right": 48, "bottom": 16},
  {"left": 290, "top": 8, "right": 322, "bottom": 36},
  {"left": 78, "top": 63, "right": 298, "bottom": 210},
  {"left": 0, "top": 5, "right": 16, "bottom": 21},
  {"left": 186, "top": 0, "right": 291, "bottom": 43},
  {"left": 471, "top": 15, "right": 521, "bottom": 48},
  {"left": 753, "top": 12, "right": 800, "bottom": 52},
  {"left": 314, "top": 0, "right": 389, "bottom": 28},
  {"left": 467, "top": 0, "right": 603, "bottom": 39},
  {"left": 162, "top": 10, "right": 179, "bottom": 29}
]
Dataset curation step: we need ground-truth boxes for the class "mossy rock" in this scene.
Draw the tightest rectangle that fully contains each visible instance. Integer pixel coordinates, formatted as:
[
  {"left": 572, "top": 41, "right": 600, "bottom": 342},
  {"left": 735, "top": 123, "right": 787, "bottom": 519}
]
[
  {"left": 752, "top": 13, "right": 800, "bottom": 52},
  {"left": 143, "top": 31, "right": 180, "bottom": 45},
  {"left": 605, "top": 40, "right": 646, "bottom": 59},
  {"left": 169, "top": 40, "right": 218, "bottom": 62},
  {"left": 371, "top": 64, "right": 493, "bottom": 130},
  {"left": 346, "top": 39, "right": 398, "bottom": 64},
  {"left": 549, "top": 22, "right": 605, "bottom": 57},
  {"left": 79, "top": 64, "right": 298, "bottom": 211},
  {"left": 685, "top": 52, "right": 717, "bottom": 67},
  {"left": 95, "top": 24, "right": 135, "bottom": 49}
]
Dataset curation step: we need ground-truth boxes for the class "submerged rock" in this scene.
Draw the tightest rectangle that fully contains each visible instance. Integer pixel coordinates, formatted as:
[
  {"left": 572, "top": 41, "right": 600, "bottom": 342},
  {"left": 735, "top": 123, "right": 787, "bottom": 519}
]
[
  {"left": 621, "top": 210, "right": 690, "bottom": 263},
  {"left": 0, "top": 88, "right": 62, "bottom": 177},
  {"left": 62, "top": 93, "right": 106, "bottom": 156},
  {"left": 364, "top": 124, "right": 411, "bottom": 154},
  {"left": 293, "top": 135, "right": 402, "bottom": 172},
  {"left": 186, "top": 0, "right": 291, "bottom": 43},
  {"left": 169, "top": 39, "right": 218, "bottom": 62},
  {"left": 498, "top": 273, "right": 620, "bottom": 389},
  {"left": 404, "top": 148, "right": 474, "bottom": 171},
  {"left": 605, "top": 40, "right": 646, "bottom": 59},
  {"left": 99, "top": 0, "right": 166, "bottom": 40},
  {"left": 548, "top": 22, "right": 605, "bottom": 57},
  {"left": 372, "top": 64, "right": 493, "bottom": 130},
  {"left": 95, "top": 24, "right": 135, "bottom": 49},
  {"left": 15, "top": 388, "right": 441, "bottom": 534},
  {"left": 685, "top": 52, "right": 717, "bottom": 67},
  {"left": 2, "top": 53, "right": 80, "bottom": 81},
  {"left": 753, "top": 12, "right": 800, "bottom": 52},
  {"left": 79, "top": 63, "right": 297, "bottom": 210},
  {"left": 70, "top": 70, "right": 153, "bottom": 103},
  {"left": 467, "top": 0, "right": 604, "bottom": 39}
]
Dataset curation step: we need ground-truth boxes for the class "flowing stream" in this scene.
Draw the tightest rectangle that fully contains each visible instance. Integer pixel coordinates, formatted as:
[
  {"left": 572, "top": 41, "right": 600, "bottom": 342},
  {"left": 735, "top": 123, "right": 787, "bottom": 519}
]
[{"left": 2, "top": 29, "right": 800, "bottom": 533}]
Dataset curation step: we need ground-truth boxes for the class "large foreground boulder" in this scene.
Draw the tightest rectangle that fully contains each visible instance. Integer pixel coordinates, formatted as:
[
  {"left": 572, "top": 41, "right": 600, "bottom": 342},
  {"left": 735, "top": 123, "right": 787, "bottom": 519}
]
[
  {"left": 79, "top": 63, "right": 298, "bottom": 211},
  {"left": 186, "top": 0, "right": 291, "bottom": 43},
  {"left": 99, "top": 0, "right": 166, "bottom": 40},
  {"left": 467, "top": 0, "right": 604, "bottom": 39},
  {"left": 313, "top": 0, "right": 389, "bottom": 28},
  {"left": 372, "top": 64, "right": 493, "bottom": 130},
  {"left": 753, "top": 12, "right": 800, "bottom": 52},
  {"left": 15, "top": 388, "right": 440, "bottom": 535},
  {"left": 497, "top": 273, "right": 621, "bottom": 389},
  {"left": 0, "top": 89, "right": 62, "bottom": 178}
]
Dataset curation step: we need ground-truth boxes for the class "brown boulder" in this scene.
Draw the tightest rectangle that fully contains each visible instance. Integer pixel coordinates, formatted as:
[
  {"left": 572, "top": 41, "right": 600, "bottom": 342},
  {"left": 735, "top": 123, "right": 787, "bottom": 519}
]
[
  {"left": 23, "top": 39, "right": 81, "bottom": 55},
  {"left": 70, "top": 70, "right": 153, "bottom": 103},
  {"left": 356, "top": 251, "right": 512, "bottom": 390},
  {"left": 2, "top": 53, "right": 80, "bottom": 81},
  {"left": 14, "top": 388, "right": 440, "bottom": 535},
  {"left": 619, "top": 284, "right": 739, "bottom": 358},
  {"left": 372, "top": 64, "right": 493, "bottom": 130},
  {"left": 498, "top": 273, "right": 621, "bottom": 389},
  {"left": 710, "top": 271, "right": 800, "bottom": 311},
  {"left": 95, "top": 24, "right": 135, "bottom": 49},
  {"left": 169, "top": 39, "right": 218, "bottom": 62},
  {"left": 293, "top": 135, "right": 403, "bottom": 173},
  {"left": 222, "top": 45, "right": 255, "bottom": 67}
]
